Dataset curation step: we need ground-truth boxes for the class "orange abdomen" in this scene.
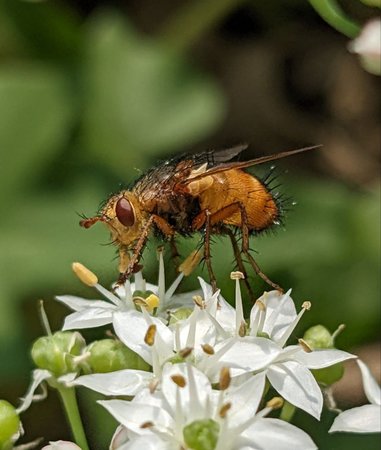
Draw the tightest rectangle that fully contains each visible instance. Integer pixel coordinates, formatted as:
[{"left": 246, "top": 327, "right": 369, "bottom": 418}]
[{"left": 198, "top": 169, "right": 279, "bottom": 231}]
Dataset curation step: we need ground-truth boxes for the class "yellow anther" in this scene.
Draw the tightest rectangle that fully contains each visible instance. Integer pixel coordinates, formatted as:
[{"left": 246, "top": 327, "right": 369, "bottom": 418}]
[{"left": 72, "top": 262, "right": 98, "bottom": 287}]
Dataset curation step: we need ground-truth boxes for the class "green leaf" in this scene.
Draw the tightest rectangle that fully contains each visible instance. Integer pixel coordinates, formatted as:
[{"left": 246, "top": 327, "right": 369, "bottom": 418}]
[
  {"left": 0, "top": 64, "right": 76, "bottom": 201},
  {"left": 81, "top": 12, "right": 225, "bottom": 176}
]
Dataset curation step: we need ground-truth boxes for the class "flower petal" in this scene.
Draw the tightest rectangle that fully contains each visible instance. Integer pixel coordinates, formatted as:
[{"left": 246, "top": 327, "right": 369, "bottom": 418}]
[
  {"left": 113, "top": 311, "right": 173, "bottom": 365},
  {"left": 244, "top": 418, "right": 317, "bottom": 450},
  {"left": 294, "top": 348, "right": 356, "bottom": 369},
  {"left": 251, "top": 290, "right": 296, "bottom": 341},
  {"left": 226, "top": 372, "right": 266, "bottom": 427},
  {"left": 17, "top": 369, "right": 51, "bottom": 413},
  {"left": 55, "top": 295, "right": 114, "bottom": 312},
  {"left": 216, "top": 337, "right": 280, "bottom": 374},
  {"left": 122, "top": 435, "right": 172, "bottom": 450},
  {"left": 357, "top": 360, "right": 381, "bottom": 406},
  {"left": 74, "top": 370, "right": 152, "bottom": 396},
  {"left": 62, "top": 308, "right": 113, "bottom": 330},
  {"left": 267, "top": 360, "right": 323, "bottom": 419},
  {"left": 329, "top": 404, "right": 381, "bottom": 433},
  {"left": 99, "top": 399, "right": 174, "bottom": 435}
]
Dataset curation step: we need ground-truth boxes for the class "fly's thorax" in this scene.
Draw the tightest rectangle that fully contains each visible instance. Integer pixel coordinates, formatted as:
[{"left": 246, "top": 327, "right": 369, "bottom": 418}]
[{"left": 101, "top": 191, "right": 149, "bottom": 247}]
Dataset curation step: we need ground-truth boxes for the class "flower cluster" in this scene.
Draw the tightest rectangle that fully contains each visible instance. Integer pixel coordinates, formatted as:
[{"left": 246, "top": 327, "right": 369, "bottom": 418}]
[{"left": 2, "top": 253, "right": 380, "bottom": 450}]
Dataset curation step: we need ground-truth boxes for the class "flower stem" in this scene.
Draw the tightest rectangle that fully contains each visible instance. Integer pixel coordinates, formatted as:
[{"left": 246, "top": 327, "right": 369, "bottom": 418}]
[
  {"left": 159, "top": 0, "right": 245, "bottom": 53},
  {"left": 279, "top": 400, "right": 296, "bottom": 423},
  {"left": 309, "top": 0, "right": 360, "bottom": 38},
  {"left": 57, "top": 386, "right": 89, "bottom": 450}
]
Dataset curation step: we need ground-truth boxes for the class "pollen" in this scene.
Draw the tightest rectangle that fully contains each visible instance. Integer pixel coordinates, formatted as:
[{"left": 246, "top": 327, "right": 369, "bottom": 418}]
[
  {"left": 302, "top": 301, "right": 312, "bottom": 311},
  {"left": 219, "top": 367, "right": 231, "bottom": 391},
  {"left": 72, "top": 262, "right": 98, "bottom": 287},
  {"left": 219, "top": 402, "right": 232, "bottom": 418},
  {"left": 171, "top": 374, "right": 186, "bottom": 388},
  {"left": 202, "top": 344, "right": 215, "bottom": 355},
  {"left": 230, "top": 271, "right": 245, "bottom": 280},
  {"left": 144, "top": 324, "right": 157, "bottom": 346},
  {"left": 298, "top": 338, "right": 313, "bottom": 353},
  {"left": 266, "top": 397, "right": 284, "bottom": 410},
  {"left": 179, "top": 347, "right": 193, "bottom": 358}
]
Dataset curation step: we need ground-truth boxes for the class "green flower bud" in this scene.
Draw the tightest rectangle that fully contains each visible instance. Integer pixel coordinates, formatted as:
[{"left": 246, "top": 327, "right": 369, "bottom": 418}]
[
  {"left": 31, "top": 331, "right": 86, "bottom": 377},
  {"left": 0, "top": 400, "right": 20, "bottom": 446},
  {"left": 303, "top": 325, "right": 333, "bottom": 349},
  {"left": 311, "top": 363, "right": 345, "bottom": 385},
  {"left": 87, "top": 339, "right": 150, "bottom": 373},
  {"left": 168, "top": 308, "right": 193, "bottom": 325},
  {"left": 183, "top": 419, "right": 220, "bottom": 450}
]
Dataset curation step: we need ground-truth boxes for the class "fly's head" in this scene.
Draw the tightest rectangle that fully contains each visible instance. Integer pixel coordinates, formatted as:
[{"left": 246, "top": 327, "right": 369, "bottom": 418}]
[{"left": 80, "top": 191, "right": 148, "bottom": 248}]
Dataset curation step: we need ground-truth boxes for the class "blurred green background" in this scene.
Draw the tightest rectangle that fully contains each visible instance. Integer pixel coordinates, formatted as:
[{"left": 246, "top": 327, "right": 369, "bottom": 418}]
[{"left": 0, "top": 0, "right": 379, "bottom": 448}]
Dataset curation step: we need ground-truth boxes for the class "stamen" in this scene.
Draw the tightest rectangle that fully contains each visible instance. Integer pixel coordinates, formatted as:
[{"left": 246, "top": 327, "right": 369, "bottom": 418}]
[
  {"left": 171, "top": 374, "right": 186, "bottom": 388},
  {"left": 144, "top": 324, "right": 156, "bottom": 346},
  {"left": 277, "top": 301, "right": 311, "bottom": 348},
  {"left": 193, "top": 295, "right": 204, "bottom": 308},
  {"left": 185, "top": 308, "right": 199, "bottom": 348},
  {"left": 134, "top": 271, "right": 146, "bottom": 292},
  {"left": 145, "top": 294, "right": 160, "bottom": 312},
  {"left": 266, "top": 397, "right": 284, "bottom": 410},
  {"left": 157, "top": 246, "right": 165, "bottom": 303},
  {"left": 331, "top": 323, "right": 346, "bottom": 342},
  {"left": 298, "top": 338, "right": 313, "bottom": 353},
  {"left": 219, "top": 402, "right": 232, "bottom": 418},
  {"left": 38, "top": 300, "right": 52, "bottom": 337},
  {"left": 179, "top": 347, "right": 193, "bottom": 359},
  {"left": 187, "top": 363, "right": 201, "bottom": 421},
  {"left": 141, "top": 421, "right": 154, "bottom": 429},
  {"left": 219, "top": 367, "right": 231, "bottom": 391},
  {"left": 238, "top": 321, "right": 247, "bottom": 337},
  {"left": 164, "top": 272, "right": 184, "bottom": 302},
  {"left": 202, "top": 344, "right": 215, "bottom": 355},
  {"left": 72, "top": 262, "right": 122, "bottom": 306},
  {"left": 149, "top": 378, "right": 159, "bottom": 394},
  {"left": 231, "top": 271, "right": 244, "bottom": 336},
  {"left": 72, "top": 262, "right": 98, "bottom": 286},
  {"left": 179, "top": 249, "right": 203, "bottom": 276}
]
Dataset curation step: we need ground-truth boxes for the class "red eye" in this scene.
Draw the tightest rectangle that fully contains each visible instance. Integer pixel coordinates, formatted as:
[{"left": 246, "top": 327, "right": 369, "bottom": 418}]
[{"left": 115, "top": 198, "right": 135, "bottom": 227}]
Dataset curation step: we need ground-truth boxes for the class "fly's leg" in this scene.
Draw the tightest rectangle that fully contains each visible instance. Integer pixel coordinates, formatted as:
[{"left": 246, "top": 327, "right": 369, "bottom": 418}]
[
  {"left": 204, "top": 210, "right": 218, "bottom": 292},
  {"left": 238, "top": 204, "right": 283, "bottom": 292},
  {"left": 116, "top": 215, "right": 155, "bottom": 286},
  {"left": 223, "top": 226, "right": 255, "bottom": 300},
  {"left": 193, "top": 202, "right": 282, "bottom": 292}
]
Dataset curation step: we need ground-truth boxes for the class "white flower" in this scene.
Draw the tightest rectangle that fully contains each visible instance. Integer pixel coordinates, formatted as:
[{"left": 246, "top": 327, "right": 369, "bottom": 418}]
[
  {"left": 330, "top": 359, "right": 381, "bottom": 433},
  {"left": 204, "top": 275, "right": 356, "bottom": 419},
  {"left": 100, "top": 363, "right": 317, "bottom": 450},
  {"left": 74, "top": 302, "right": 280, "bottom": 396},
  {"left": 348, "top": 18, "right": 381, "bottom": 75},
  {"left": 56, "top": 252, "right": 187, "bottom": 331}
]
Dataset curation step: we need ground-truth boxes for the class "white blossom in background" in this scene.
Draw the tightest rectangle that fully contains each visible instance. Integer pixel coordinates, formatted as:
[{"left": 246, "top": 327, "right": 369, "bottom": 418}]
[
  {"left": 100, "top": 363, "right": 317, "bottom": 450},
  {"left": 330, "top": 359, "right": 381, "bottom": 433},
  {"left": 348, "top": 18, "right": 381, "bottom": 75}
]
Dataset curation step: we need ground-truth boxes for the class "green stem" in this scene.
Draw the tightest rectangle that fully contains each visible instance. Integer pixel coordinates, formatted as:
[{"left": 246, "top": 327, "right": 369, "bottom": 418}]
[
  {"left": 309, "top": 0, "right": 361, "bottom": 38},
  {"left": 57, "top": 386, "right": 89, "bottom": 450},
  {"left": 159, "top": 0, "right": 246, "bottom": 53},
  {"left": 279, "top": 400, "right": 296, "bottom": 423}
]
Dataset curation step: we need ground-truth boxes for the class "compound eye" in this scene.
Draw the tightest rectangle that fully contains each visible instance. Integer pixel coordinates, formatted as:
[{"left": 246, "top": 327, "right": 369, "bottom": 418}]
[{"left": 115, "top": 198, "right": 135, "bottom": 227}]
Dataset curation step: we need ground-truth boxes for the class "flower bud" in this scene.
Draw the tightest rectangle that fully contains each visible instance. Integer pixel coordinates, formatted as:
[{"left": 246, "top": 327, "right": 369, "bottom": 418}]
[
  {"left": 303, "top": 325, "right": 333, "bottom": 349},
  {"left": 0, "top": 400, "right": 20, "bottom": 447},
  {"left": 42, "top": 441, "right": 82, "bottom": 449},
  {"left": 87, "top": 339, "right": 150, "bottom": 373},
  {"left": 303, "top": 325, "right": 344, "bottom": 385},
  {"left": 183, "top": 419, "right": 220, "bottom": 450},
  {"left": 31, "top": 331, "right": 86, "bottom": 377},
  {"left": 168, "top": 307, "right": 193, "bottom": 325}
]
